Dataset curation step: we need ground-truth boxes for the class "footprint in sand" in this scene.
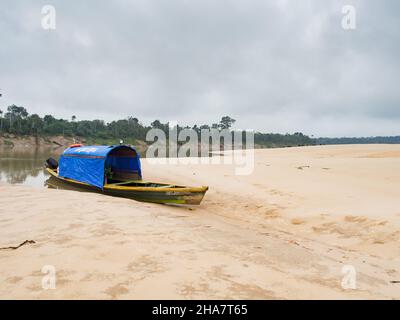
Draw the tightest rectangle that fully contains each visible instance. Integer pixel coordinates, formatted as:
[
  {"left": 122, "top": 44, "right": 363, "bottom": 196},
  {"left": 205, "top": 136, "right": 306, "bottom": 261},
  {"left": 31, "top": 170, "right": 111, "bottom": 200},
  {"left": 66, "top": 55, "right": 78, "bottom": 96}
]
[
  {"left": 104, "top": 282, "right": 129, "bottom": 299},
  {"left": 6, "top": 276, "right": 23, "bottom": 284},
  {"left": 296, "top": 165, "right": 310, "bottom": 170},
  {"left": 126, "top": 255, "right": 166, "bottom": 275},
  {"left": 291, "top": 218, "right": 305, "bottom": 225}
]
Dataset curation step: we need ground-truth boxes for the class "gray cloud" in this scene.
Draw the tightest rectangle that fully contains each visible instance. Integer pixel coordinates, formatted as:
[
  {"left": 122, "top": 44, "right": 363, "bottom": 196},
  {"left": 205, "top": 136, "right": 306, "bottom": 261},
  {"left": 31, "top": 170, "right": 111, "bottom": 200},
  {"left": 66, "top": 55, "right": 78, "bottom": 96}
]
[{"left": 0, "top": 0, "right": 399, "bottom": 136}]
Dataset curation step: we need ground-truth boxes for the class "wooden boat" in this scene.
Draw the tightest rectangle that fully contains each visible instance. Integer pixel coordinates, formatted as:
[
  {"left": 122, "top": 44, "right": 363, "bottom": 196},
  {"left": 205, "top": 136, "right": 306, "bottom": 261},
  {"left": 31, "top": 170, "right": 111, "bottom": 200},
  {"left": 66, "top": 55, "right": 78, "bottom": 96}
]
[{"left": 45, "top": 145, "right": 208, "bottom": 205}]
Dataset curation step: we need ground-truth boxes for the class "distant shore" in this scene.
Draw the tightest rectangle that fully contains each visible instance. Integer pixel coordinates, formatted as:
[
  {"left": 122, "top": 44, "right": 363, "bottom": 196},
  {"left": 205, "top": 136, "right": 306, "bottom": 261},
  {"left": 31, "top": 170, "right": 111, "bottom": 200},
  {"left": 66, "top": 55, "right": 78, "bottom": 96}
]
[
  {"left": 0, "top": 134, "right": 84, "bottom": 150},
  {"left": 0, "top": 133, "right": 302, "bottom": 155},
  {"left": 0, "top": 134, "right": 149, "bottom": 155},
  {"left": 1, "top": 145, "right": 400, "bottom": 299}
]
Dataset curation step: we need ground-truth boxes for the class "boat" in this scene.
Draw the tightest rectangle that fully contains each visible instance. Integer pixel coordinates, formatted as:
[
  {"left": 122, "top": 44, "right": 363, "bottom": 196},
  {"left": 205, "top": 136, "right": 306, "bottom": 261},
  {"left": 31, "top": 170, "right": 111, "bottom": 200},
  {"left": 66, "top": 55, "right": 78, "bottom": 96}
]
[{"left": 45, "top": 145, "right": 208, "bottom": 205}]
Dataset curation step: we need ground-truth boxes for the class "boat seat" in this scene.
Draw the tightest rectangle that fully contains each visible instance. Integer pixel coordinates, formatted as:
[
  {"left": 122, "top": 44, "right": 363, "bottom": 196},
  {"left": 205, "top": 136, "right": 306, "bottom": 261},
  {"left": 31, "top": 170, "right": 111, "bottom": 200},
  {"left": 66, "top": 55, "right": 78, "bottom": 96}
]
[{"left": 112, "top": 169, "right": 141, "bottom": 181}]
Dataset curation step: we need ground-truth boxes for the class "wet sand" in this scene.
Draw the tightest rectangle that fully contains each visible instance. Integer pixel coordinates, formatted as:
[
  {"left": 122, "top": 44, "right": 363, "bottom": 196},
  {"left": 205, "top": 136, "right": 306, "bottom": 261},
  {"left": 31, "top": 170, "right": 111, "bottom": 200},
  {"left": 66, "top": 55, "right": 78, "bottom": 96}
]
[{"left": 0, "top": 144, "right": 399, "bottom": 299}]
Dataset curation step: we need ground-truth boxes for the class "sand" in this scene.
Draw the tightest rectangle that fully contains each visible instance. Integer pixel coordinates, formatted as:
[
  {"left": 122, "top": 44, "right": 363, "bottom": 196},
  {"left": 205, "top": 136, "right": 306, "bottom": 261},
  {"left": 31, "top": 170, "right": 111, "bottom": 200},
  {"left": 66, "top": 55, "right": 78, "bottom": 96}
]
[{"left": 0, "top": 144, "right": 399, "bottom": 299}]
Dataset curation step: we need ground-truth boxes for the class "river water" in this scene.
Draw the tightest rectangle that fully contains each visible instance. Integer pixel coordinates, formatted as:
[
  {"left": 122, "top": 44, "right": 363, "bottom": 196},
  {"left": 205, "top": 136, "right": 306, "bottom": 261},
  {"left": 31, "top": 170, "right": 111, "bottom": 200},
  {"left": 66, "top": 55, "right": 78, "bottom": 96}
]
[{"left": 0, "top": 148, "right": 61, "bottom": 187}]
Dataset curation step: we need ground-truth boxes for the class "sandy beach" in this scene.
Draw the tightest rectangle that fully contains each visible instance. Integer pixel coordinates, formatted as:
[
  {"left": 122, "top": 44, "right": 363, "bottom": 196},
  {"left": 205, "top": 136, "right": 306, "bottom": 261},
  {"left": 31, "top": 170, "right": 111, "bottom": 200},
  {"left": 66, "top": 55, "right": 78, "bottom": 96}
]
[{"left": 0, "top": 144, "right": 399, "bottom": 299}]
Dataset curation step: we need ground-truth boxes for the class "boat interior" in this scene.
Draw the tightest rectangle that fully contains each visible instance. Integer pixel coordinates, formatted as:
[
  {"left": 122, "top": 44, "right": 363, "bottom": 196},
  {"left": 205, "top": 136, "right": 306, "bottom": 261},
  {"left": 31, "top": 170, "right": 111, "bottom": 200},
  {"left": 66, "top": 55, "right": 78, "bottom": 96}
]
[
  {"left": 106, "top": 147, "right": 141, "bottom": 182},
  {"left": 105, "top": 179, "right": 182, "bottom": 188}
]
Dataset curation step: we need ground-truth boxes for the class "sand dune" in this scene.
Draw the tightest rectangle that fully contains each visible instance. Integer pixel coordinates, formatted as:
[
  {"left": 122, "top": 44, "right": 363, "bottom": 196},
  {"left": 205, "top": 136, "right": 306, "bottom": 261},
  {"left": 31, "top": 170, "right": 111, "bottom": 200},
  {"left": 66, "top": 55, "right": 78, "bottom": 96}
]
[{"left": 0, "top": 145, "right": 399, "bottom": 299}]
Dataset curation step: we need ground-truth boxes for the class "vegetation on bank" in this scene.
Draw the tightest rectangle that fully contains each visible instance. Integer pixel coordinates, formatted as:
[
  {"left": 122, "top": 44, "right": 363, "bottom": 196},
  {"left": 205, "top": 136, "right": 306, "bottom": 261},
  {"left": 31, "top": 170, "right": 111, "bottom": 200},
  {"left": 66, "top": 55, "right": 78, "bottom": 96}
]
[
  {"left": 0, "top": 105, "right": 315, "bottom": 148},
  {"left": 2, "top": 105, "right": 398, "bottom": 148},
  {"left": 316, "top": 136, "right": 400, "bottom": 145}
]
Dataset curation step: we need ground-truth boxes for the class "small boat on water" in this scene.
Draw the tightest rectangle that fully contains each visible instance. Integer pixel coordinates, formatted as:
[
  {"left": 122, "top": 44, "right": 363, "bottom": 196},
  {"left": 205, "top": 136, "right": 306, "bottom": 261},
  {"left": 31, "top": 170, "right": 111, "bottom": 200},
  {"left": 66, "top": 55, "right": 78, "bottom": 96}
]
[{"left": 45, "top": 144, "right": 208, "bottom": 205}]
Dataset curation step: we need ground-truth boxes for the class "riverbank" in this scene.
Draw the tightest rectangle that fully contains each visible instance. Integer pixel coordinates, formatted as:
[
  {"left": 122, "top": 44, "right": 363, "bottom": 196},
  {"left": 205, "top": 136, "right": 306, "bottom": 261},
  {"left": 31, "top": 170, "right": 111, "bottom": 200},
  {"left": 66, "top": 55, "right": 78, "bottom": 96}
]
[
  {"left": 0, "top": 145, "right": 399, "bottom": 299},
  {"left": 0, "top": 134, "right": 148, "bottom": 155},
  {"left": 0, "top": 134, "right": 84, "bottom": 150}
]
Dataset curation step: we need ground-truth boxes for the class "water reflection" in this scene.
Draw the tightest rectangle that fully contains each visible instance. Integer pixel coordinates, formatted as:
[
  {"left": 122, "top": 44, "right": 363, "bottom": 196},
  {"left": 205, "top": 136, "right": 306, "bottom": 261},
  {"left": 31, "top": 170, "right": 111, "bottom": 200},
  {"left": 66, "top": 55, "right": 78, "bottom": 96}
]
[{"left": 0, "top": 148, "right": 61, "bottom": 186}]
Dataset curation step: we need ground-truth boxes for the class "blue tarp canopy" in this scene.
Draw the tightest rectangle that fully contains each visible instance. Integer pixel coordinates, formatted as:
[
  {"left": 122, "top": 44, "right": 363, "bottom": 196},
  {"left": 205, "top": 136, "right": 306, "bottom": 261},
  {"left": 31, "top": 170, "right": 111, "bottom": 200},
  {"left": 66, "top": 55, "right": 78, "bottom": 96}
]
[{"left": 59, "top": 145, "right": 142, "bottom": 189}]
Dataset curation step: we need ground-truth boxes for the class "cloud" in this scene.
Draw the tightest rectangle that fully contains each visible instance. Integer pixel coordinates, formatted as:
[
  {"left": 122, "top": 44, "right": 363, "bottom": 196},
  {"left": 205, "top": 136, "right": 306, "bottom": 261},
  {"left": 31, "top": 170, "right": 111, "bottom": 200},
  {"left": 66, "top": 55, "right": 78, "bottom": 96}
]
[{"left": 0, "top": 0, "right": 399, "bottom": 136}]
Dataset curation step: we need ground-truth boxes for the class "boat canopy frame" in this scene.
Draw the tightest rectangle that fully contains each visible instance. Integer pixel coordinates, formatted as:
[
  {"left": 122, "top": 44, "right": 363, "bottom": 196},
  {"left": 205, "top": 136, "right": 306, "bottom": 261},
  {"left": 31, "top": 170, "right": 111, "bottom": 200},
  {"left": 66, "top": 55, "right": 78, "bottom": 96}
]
[{"left": 58, "top": 145, "right": 142, "bottom": 189}]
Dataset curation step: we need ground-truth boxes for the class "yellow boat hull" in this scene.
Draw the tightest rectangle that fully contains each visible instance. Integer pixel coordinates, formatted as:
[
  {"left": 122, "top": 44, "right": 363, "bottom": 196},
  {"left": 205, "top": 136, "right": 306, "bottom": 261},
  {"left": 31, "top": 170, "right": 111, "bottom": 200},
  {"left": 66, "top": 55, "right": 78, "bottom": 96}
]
[{"left": 45, "top": 168, "right": 208, "bottom": 205}]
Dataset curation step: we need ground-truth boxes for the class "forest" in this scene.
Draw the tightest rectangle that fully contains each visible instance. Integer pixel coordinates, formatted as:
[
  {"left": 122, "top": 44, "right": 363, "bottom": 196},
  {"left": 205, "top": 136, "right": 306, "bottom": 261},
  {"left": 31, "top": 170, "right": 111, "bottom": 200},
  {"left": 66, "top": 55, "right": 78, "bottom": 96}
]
[{"left": 0, "top": 105, "right": 316, "bottom": 148}]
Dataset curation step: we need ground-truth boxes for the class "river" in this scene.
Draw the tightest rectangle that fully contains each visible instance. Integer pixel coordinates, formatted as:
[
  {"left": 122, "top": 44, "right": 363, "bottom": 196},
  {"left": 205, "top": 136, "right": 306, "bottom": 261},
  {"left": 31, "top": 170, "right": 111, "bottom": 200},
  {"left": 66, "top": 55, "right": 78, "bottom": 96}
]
[{"left": 0, "top": 148, "right": 61, "bottom": 187}]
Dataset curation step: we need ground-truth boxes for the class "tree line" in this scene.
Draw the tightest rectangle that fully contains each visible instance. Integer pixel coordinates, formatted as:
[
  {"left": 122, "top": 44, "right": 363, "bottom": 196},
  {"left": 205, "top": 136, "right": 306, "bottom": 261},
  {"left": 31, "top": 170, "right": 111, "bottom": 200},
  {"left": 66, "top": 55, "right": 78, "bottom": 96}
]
[
  {"left": 316, "top": 136, "right": 400, "bottom": 145},
  {"left": 0, "top": 104, "right": 316, "bottom": 147}
]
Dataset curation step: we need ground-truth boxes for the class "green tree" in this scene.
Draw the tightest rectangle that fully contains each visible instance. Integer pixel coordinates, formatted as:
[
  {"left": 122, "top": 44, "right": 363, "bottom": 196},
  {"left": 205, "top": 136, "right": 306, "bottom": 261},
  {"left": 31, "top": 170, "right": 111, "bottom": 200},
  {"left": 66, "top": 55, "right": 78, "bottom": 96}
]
[
  {"left": 200, "top": 124, "right": 210, "bottom": 130},
  {"left": 28, "top": 114, "right": 43, "bottom": 135},
  {"left": 151, "top": 120, "right": 162, "bottom": 129},
  {"left": 219, "top": 116, "right": 236, "bottom": 130},
  {"left": 5, "top": 105, "right": 29, "bottom": 134},
  {"left": 0, "top": 104, "right": 318, "bottom": 148}
]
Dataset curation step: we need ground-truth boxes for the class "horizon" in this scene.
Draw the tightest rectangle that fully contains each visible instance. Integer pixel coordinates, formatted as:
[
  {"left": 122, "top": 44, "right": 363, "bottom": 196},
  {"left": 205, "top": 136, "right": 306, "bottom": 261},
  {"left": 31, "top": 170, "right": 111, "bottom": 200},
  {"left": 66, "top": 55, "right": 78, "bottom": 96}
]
[{"left": 1, "top": 104, "right": 400, "bottom": 139}]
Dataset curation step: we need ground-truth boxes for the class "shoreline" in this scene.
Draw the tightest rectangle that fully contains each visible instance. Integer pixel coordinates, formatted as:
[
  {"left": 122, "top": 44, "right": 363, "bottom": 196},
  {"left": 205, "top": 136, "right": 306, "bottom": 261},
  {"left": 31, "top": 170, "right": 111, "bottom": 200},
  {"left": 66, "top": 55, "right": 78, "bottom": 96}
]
[{"left": 1, "top": 145, "right": 400, "bottom": 299}]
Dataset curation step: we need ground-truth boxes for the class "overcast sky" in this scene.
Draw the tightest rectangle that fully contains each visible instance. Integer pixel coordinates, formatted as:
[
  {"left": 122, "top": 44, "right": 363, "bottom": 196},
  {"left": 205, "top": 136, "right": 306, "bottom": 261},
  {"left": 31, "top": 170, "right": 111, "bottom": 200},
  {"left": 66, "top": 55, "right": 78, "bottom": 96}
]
[{"left": 1, "top": 0, "right": 399, "bottom": 137}]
